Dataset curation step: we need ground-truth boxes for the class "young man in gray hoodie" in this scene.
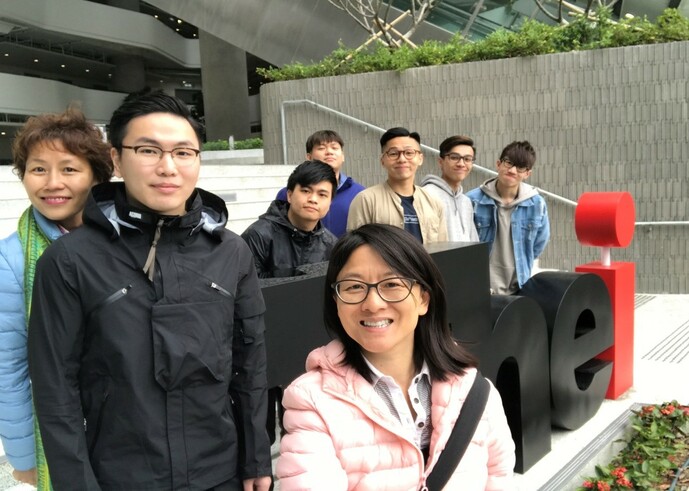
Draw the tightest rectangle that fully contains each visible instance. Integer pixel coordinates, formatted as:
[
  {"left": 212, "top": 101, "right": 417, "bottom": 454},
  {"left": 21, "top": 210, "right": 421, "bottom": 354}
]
[
  {"left": 421, "top": 135, "right": 479, "bottom": 242},
  {"left": 466, "top": 141, "right": 550, "bottom": 294}
]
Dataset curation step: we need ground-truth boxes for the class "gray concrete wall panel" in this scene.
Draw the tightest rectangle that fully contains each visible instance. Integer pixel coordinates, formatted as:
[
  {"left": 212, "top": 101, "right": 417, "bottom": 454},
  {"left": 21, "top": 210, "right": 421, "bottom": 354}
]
[
  {"left": 199, "top": 31, "right": 251, "bottom": 141},
  {"left": 260, "top": 41, "right": 689, "bottom": 293}
]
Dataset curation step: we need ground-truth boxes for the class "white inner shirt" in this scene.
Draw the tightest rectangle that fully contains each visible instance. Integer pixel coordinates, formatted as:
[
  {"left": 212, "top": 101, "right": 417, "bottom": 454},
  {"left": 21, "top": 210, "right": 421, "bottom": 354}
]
[{"left": 363, "top": 357, "right": 432, "bottom": 450}]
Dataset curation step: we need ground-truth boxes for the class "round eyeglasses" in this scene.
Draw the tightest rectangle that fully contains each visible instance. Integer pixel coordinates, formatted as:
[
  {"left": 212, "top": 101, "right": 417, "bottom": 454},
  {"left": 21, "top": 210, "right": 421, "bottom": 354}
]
[
  {"left": 499, "top": 159, "right": 530, "bottom": 174},
  {"left": 444, "top": 153, "right": 475, "bottom": 164},
  {"left": 332, "top": 277, "right": 417, "bottom": 304},
  {"left": 121, "top": 145, "right": 200, "bottom": 166},
  {"left": 383, "top": 149, "right": 422, "bottom": 160}
]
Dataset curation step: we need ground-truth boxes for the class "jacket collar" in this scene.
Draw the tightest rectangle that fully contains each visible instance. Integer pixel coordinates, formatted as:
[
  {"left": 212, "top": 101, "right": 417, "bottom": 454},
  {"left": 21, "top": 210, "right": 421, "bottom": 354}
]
[
  {"left": 84, "top": 182, "right": 228, "bottom": 239},
  {"left": 31, "top": 207, "right": 67, "bottom": 241},
  {"left": 263, "top": 200, "right": 328, "bottom": 238}
]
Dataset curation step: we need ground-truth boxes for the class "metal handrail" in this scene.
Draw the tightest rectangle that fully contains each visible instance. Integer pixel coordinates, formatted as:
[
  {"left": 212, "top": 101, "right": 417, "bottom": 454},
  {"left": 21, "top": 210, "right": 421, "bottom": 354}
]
[
  {"left": 280, "top": 98, "right": 686, "bottom": 226},
  {"left": 636, "top": 221, "right": 689, "bottom": 226}
]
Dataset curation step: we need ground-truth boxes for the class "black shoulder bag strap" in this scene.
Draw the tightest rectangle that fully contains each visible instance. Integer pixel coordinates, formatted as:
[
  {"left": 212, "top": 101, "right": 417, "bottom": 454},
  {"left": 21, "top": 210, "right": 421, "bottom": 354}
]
[{"left": 424, "top": 373, "right": 491, "bottom": 491}]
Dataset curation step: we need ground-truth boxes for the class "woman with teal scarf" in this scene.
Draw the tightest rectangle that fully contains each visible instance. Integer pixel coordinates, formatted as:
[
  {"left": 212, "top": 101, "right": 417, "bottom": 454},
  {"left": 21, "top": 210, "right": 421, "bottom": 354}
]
[{"left": 0, "top": 107, "right": 112, "bottom": 489}]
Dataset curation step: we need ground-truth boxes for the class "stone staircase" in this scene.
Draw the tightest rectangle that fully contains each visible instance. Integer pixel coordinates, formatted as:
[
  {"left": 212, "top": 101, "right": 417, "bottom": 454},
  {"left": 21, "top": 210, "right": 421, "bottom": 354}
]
[{"left": 0, "top": 150, "right": 294, "bottom": 239}]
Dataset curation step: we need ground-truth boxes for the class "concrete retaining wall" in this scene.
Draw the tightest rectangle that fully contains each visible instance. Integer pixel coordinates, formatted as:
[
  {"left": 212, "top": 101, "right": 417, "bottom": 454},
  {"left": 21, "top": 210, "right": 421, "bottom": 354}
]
[{"left": 260, "top": 41, "right": 689, "bottom": 293}]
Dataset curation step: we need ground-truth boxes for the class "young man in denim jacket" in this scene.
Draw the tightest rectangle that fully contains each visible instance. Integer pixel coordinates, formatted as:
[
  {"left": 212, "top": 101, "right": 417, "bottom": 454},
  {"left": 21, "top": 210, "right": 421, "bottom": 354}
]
[{"left": 466, "top": 141, "right": 550, "bottom": 294}]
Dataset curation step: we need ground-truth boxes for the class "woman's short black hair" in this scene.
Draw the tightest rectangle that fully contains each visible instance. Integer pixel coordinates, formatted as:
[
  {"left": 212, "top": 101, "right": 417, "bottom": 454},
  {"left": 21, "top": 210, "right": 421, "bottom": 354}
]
[{"left": 324, "top": 224, "right": 477, "bottom": 382}]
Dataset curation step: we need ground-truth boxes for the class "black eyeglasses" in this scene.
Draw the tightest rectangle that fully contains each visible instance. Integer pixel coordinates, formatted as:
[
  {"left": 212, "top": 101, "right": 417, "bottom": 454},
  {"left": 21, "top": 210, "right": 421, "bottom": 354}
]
[
  {"left": 383, "top": 149, "right": 422, "bottom": 160},
  {"left": 121, "top": 145, "right": 200, "bottom": 166},
  {"left": 332, "top": 277, "right": 417, "bottom": 304},
  {"left": 499, "top": 159, "right": 530, "bottom": 174},
  {"left": 444, "top": 153, "right": 475, "bottom": 164}
]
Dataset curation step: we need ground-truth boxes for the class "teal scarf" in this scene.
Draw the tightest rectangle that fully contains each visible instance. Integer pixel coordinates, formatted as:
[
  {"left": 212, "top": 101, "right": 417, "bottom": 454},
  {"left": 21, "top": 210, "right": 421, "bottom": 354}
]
[{"left": 17, "top": 207, "right": 53, "bottom": 491}]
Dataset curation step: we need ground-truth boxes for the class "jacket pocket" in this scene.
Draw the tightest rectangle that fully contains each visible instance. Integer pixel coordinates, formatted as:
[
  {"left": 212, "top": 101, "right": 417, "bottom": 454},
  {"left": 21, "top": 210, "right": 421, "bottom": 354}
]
[
  {"left": 474, "top": 219, "right": 492, "bottom": 242},
  {"left": 520, "top": 220, "right": 539, "bottom": 242},
  {"left": 86, "top": 284, "right": 133, "bottom": 321},
  {"left": 151, "top": 299, "right": 232, "bottom": 391}
]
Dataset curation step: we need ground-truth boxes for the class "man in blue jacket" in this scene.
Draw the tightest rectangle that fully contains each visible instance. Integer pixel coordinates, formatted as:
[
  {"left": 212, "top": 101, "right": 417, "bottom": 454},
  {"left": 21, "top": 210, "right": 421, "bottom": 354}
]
[
  {"left": 276, "top": 130, "right": 364, "bottom": 237},
  {"left": 467, "top": 141, "right": 550, "bottom": 294}
]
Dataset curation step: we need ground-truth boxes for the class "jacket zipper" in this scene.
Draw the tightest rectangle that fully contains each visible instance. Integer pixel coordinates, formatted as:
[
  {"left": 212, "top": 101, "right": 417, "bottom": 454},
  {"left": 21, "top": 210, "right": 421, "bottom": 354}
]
[
  {"left": 210, "top": 281, "right": 233, "bottom": 298},
  {"left": 88, "top": 285, "right": 133, "bottom": 321},
  {"left": 102, "top": 285, "right": 132, "bottom": 308}
]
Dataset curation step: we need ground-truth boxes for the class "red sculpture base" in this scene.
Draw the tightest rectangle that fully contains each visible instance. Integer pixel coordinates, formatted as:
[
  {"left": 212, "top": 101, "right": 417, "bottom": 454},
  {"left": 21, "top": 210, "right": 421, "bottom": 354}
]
[{"left": 576, "top": 261, "right": 635, "bottom": 399}]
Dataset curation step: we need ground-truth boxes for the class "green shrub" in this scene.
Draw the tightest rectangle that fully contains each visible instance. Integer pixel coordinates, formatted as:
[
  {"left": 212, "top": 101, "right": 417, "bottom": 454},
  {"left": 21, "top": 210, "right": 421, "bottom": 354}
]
[
  {"left": 233, "top": 138, "right": 263, "bottom": 150},
  {"left": 202, "top": 138, "right": 263, "bottom": 151},
  {"left": 258, "top": 7, "right": 689, "bottom": 82},
  {"left": 654, "top": 8, "right": 689, "bottom": 42},
  {"left": 202, "top": 140, "right": 229, "bottom": 151},
  {"left": 578, "top": 401, "right": 689, "bottom": 490},
  {"left": 464, "top": 20, "right": 557, "bottom": 62},
  {"left": 599, "top": 15, "right": 657, "bottom": 48}
]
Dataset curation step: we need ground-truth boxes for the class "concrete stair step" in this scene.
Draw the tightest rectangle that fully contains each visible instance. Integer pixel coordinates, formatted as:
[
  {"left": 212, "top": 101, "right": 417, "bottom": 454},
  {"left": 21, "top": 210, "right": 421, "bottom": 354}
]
[
  {"left": 0, "top": 218, "right": 18, "bottom": 238},
  {"left": 0, "top": 198, "right": 31, "bottom": 218},
  {"left": 199, "top": 160, "right": 294, "bottom": 176},
  {"left": 227, "top": 201, "right": 271, "bottom": 221},
  {"left": 197, "top": 175, "right": 289, "bottom": 192},
  {"left": 226, "top": 218, "right": 257, "bottom": 236}
]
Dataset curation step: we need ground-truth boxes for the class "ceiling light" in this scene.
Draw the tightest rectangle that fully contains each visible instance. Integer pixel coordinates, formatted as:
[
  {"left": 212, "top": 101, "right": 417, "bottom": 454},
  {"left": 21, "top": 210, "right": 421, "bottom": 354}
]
[
  {"left": 175, "top": 28, "right": 180, "bottom": 32},
  {"left": 154, "top": 14, "right": 159, "bottom": 19},
  {"left": 3, "top": 53, "right": 8, "bottom": 57},
  {"left": 177, "top": 19, "right": 183, "bottom": 24},
  {"left": 85, "top": 69, "right": 90, "bottom": 73},
  {"left": 0, "top": 132, "right": 5, "bottom": 136},
  {"left": 33, "top": 59, "right": 39, "bottom": 62},
  {"left": 61, "top": 64, "right": 66, "bottom": 68}
]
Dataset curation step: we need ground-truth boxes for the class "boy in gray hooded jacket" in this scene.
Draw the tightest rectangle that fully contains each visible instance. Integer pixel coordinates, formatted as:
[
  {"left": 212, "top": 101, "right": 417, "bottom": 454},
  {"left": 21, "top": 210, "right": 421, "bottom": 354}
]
[{"left": 421, "top": 135, "right": 479, "bottom": 242}]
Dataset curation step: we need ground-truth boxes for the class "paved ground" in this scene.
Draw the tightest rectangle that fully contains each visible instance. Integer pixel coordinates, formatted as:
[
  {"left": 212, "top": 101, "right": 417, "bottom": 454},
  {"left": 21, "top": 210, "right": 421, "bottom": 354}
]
[
  {"left": 2, "top": 294, "right": 687, "bottom": 490},
  {"left": 0, "top": 461, "right": 30, "bottom": 491}
]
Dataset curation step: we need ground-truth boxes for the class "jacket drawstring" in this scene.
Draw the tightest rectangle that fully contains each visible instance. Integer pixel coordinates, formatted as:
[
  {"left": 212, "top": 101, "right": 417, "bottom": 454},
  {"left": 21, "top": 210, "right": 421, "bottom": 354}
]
[{"left": 143, "top": 218, "right": 164, "bottom": 281}]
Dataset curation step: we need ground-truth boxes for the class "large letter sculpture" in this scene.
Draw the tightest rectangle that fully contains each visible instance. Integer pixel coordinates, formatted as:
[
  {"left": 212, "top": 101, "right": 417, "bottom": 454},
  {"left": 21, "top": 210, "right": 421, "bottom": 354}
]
[
  {"left": 426, "top": 243, "right": 552, "bottom": 473},
  {"left": 520, "top": 273, "right": 613, "bottom": 430},
  {"left": 574, "top": 192, "right": 636, "bottom": 399}
]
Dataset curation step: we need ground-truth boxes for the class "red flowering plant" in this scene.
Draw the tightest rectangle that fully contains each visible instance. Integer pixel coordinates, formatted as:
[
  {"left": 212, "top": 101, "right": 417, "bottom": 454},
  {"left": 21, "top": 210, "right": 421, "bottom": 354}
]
[{"left": 578, "top": 401, "right": 689, "bottom": 490}]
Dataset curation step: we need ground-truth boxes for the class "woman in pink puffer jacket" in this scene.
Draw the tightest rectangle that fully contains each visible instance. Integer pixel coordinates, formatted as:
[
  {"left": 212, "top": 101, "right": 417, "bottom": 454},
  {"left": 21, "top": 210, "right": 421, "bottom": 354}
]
[{"left": 277, "top": 224, "right": 515, "bottom": 490}]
